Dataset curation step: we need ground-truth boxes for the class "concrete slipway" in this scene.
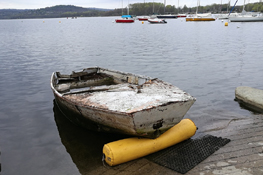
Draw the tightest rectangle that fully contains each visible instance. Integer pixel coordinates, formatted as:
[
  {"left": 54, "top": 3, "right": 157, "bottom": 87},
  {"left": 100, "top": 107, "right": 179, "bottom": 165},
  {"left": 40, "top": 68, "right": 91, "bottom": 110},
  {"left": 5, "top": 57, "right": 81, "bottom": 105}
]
[{"left": 85, "top": 114, "right": 263, "bottom": 175}]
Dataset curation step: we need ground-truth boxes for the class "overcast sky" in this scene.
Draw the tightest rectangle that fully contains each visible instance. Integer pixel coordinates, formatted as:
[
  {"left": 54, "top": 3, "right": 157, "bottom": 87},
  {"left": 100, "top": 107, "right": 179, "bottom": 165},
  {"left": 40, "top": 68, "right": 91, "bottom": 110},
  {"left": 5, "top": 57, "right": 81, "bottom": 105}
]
[{"left": 0, "top": 0, "right": 259, "bottom": 10}]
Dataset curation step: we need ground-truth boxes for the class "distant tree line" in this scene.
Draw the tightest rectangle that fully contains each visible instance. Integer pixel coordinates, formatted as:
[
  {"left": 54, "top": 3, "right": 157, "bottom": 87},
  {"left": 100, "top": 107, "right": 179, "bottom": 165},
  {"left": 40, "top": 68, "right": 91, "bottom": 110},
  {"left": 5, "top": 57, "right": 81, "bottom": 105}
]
[
  {"left": 128, "top": 2, "right": 263, "bottom": 15},
  {"left": 1, "top": 3, "right": 263, "bottom": 19},
  {"left": 0, "top": 9, "right": 29, "bottom": 19}
]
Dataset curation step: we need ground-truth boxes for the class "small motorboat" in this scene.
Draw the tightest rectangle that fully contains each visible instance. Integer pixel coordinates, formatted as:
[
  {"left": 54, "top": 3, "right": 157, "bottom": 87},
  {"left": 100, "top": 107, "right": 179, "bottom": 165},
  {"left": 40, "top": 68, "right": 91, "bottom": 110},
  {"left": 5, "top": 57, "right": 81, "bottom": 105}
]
[
  {"left": 50, "top": 67, "right": 195, "bottom": 138},
  {"left": 148, "top": 18, "right": 167, "bottom": 24},
  {"left": 137, "top": 16, "right": 150, "bottom": 21}
]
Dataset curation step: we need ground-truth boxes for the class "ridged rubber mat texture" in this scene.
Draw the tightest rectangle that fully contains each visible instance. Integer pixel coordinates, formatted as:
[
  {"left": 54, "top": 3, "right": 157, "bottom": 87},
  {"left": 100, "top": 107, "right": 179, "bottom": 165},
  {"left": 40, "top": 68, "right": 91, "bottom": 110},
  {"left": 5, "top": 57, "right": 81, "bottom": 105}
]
[{"left": 147, "top": 135, "right": 230, "bottom": 174}]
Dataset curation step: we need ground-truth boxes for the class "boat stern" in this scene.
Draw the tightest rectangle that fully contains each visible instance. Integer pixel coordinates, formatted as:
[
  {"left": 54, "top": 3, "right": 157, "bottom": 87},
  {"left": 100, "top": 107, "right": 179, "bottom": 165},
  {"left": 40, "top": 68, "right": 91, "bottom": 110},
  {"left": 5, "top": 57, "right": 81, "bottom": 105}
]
[{"left": 131, "top": 99, "right": 196, "bottom": 138}]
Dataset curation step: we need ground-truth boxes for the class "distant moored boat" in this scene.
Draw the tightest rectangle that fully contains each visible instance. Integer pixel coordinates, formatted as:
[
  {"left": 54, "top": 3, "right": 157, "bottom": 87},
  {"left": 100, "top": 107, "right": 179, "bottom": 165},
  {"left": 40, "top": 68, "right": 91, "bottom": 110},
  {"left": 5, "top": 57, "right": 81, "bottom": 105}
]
[{"left": 115, "top": 15, "right": 135, "bottom": 23}]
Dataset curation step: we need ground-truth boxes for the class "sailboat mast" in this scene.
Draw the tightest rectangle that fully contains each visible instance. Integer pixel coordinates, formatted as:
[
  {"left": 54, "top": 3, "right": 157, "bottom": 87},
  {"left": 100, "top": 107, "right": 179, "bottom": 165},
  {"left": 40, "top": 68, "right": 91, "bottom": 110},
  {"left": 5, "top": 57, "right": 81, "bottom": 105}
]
[
  {"left": 196, "top": 0, "right": 199, "bottom": 14},
  {"left": 128, "top": 0, "right": 129, "bottom": 15},
  {"left": 228, "top": 0, "right": 238, "bottom": 16},
  {"left": 144, "top": 0, "right": 146, "bottom": 15},
  {"left": 227, "top": 0, "right": 230, "bottom": 12},
  {"left": 164, "top": 0, "right": 166, "bottom": 14},
  {"left": 220, "top": 0, "right": 222, "bottom": 13},
  {"left": 178, "top": 0, "right": 179, "bottom": 14},
  {"left": 153, "top": 0, "right": 155, "bottom": 13},
  {"left": 122, "top": 0, "right": 123, "bottom": 15},
  {"left": 243, "top": 0, "right": 245, "bottom": 11}
]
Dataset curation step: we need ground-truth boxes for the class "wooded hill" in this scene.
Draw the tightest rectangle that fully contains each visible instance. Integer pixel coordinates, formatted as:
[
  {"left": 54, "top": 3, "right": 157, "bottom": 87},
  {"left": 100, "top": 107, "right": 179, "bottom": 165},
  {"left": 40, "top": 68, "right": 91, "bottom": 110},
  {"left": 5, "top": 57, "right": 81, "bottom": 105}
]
[
  {"left": 1, "top": 2, "right": 263, "bottom": 19},
  {"left": 0, "top": 5, "right": 111, "bottom": 19}
]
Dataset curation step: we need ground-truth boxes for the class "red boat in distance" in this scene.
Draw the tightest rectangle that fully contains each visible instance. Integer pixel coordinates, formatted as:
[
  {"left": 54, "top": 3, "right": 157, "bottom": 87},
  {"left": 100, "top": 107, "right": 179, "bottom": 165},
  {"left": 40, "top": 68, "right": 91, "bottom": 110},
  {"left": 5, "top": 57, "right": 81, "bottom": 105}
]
[
  {"left": 115, "top": 15, "right": 135, "bottom": 23},
  {"left": 176, "top": 14, "right": 187, "bottom": 18},
  {"left": 137, "top": 16, "right": 150, "bottom": 21}
]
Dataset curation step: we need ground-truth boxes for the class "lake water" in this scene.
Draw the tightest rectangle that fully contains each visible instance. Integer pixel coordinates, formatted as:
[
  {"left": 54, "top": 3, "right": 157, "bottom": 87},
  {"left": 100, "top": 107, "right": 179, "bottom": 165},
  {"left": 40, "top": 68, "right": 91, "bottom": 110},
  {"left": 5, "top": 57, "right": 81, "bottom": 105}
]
[{"left": 0, "top": 16, "right": 263, "bottom": 175}]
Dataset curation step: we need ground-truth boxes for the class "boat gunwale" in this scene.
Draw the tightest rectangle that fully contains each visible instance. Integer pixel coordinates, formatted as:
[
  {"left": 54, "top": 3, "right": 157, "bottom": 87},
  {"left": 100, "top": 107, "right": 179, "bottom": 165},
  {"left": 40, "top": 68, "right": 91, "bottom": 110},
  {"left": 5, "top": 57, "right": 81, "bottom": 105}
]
[{"left": 51, "top": 67, "right": 195, "bottom": 115}]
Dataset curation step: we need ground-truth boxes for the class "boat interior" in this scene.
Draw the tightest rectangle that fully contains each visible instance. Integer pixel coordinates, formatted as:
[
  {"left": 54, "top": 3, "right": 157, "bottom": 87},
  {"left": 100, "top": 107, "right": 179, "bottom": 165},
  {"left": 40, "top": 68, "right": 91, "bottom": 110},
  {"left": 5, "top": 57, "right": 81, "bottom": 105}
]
[{"left": 52, "top": 67, "right": 151, "bottom": 95}]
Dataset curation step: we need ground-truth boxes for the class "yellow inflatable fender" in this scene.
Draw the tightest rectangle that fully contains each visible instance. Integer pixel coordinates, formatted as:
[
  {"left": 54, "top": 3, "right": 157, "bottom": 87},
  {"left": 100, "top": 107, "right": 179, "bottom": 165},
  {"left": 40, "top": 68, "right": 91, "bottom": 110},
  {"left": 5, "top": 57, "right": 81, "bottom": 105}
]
[{"left": 103, "top": 119, "right": 197, "bottom": 166}]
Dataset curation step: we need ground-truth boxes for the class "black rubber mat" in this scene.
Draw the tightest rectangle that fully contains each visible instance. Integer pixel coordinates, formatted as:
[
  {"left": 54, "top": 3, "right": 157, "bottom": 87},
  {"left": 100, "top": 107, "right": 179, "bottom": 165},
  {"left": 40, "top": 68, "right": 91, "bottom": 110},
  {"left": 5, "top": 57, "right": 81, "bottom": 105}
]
[{"left": 147, "top": 135, "right": 230, "bottom": 174}]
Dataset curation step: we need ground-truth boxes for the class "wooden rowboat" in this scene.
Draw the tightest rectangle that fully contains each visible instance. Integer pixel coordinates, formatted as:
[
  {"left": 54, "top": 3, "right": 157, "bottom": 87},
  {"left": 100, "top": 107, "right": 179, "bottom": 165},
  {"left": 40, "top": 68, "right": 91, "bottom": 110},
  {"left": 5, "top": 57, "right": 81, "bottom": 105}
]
[{"left": 50, "top": 67, "right": 196, "bottom": 138}]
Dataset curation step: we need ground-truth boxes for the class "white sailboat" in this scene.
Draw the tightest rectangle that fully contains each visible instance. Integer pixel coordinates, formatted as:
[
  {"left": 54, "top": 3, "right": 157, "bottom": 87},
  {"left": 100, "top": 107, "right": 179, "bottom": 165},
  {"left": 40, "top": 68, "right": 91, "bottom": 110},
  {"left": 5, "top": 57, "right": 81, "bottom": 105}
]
[
  {"left": 186, "top": 0, "right": 215, "bottom": 21},
  {"left": 115, "top": 0, "right": 135, "bottom": 23},
  {"left": 217, "top": 0, "right": 239, "bottom": 19},
  {"left": 229, "top": 0, "right": 263, "bottom": 22}
]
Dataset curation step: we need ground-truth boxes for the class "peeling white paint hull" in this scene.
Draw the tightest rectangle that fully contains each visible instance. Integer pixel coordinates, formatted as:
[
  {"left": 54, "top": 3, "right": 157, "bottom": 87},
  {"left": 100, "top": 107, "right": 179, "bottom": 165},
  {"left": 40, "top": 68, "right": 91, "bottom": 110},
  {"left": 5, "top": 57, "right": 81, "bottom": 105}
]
[{"left": 51, "top": 67, "right": 196, "bottom": 138}]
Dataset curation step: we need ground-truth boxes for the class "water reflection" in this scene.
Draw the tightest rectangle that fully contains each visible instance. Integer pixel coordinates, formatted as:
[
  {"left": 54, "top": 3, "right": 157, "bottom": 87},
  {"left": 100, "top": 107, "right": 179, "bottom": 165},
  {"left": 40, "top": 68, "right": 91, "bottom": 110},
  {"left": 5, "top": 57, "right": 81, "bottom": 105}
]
[
  {"left": 53, "top": 100, "right": 126, "bottom": 174},
  {"left": 234, "top": 98, "right": 263, "bottom": 115}
]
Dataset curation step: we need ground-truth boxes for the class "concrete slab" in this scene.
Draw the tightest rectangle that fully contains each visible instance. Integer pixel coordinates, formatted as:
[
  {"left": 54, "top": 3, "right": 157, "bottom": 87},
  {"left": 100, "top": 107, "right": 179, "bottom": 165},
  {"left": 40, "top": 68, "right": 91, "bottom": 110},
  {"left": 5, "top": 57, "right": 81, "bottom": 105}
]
[
  {"left": 235, "top": 86, "right": 263, "bottom": 112},
  {"left": 89, "top": 115, "right": 263, "bottom": 175}
]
